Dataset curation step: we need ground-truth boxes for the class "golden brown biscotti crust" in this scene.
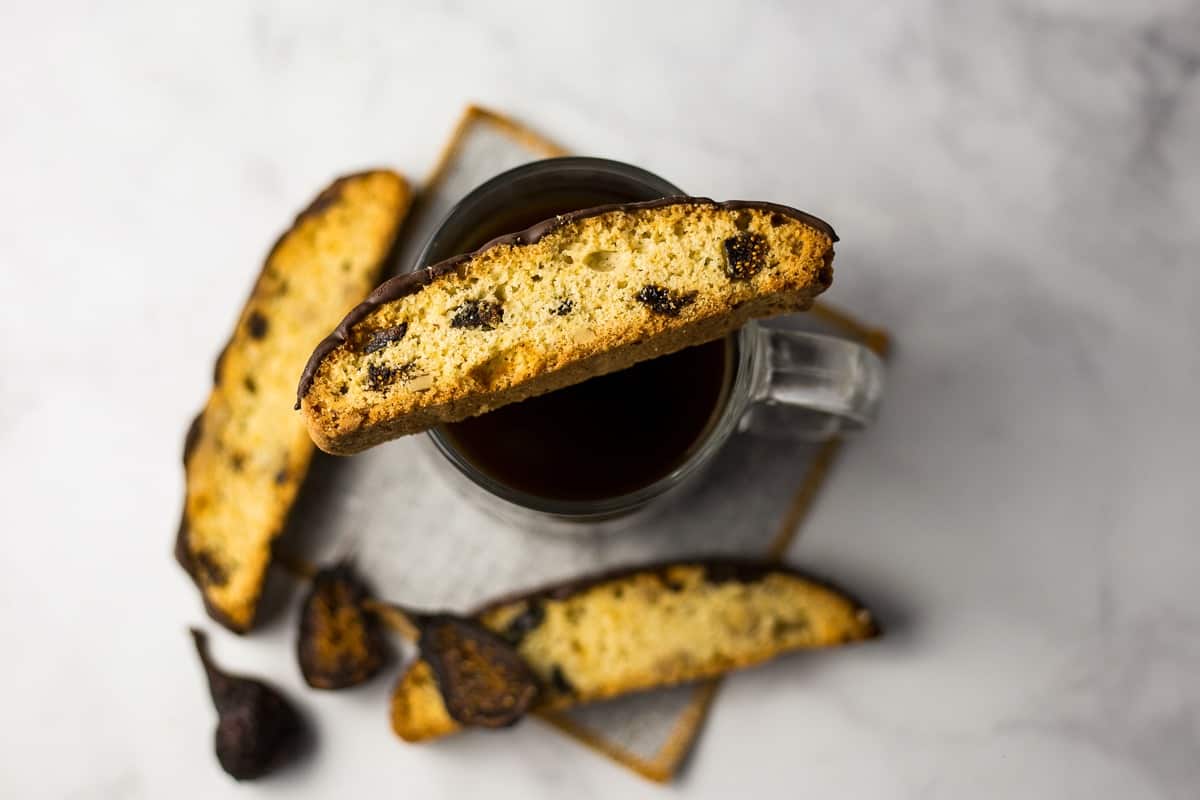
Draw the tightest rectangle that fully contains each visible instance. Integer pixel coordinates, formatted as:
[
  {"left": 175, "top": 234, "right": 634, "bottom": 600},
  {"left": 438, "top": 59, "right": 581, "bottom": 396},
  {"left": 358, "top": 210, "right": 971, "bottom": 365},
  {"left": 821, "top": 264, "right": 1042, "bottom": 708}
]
[
  {"left": 176, "top": 170, "right": 411, "bottom": 632},
  {"left": 389, "top": 559, "right": 877, "bottom": 742},
  {"left": 298, "top": 198, "right": 836, "bottom": 455}
]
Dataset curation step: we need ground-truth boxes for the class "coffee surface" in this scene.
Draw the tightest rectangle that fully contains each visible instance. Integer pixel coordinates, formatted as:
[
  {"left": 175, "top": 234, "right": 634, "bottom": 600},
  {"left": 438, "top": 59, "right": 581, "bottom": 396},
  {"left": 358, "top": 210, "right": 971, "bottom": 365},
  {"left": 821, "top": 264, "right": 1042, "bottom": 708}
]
[{"left": 440, "top": 338, "right": 732, "bottom": 502}]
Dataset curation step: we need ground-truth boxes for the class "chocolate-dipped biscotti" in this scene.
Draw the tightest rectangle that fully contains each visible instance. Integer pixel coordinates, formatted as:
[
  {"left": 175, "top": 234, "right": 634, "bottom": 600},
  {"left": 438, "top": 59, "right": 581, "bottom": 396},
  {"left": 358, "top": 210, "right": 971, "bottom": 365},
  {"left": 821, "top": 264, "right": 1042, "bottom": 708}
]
[
  {"left": 390, "top": 559, "right": 877, "bottom": 742},
  {"left": 297, "top": 198, "right": 837, "bottom": 455},
  {"left": 177, "top": 170, "right": 411, "bottom": 632}
]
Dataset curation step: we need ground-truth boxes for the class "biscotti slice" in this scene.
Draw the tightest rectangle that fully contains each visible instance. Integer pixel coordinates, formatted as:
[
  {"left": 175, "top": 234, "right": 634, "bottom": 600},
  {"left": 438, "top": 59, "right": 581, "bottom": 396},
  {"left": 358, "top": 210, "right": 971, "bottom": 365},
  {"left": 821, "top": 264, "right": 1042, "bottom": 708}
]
[
  {"left": 297, "top": 198, "right": 837, "bottom": 454},
  {"left": 177, "top": 171, "right": 411, "bottom": 632},
  {"left": 390, "top": 559, "right": 877, "bottom": 742}
]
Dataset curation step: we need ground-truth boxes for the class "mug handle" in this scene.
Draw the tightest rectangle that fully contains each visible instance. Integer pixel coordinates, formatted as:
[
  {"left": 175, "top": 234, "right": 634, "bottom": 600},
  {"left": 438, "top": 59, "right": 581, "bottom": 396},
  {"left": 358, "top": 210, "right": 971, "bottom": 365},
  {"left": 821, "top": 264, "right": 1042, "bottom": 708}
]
[{"left": 740, "top": 324, "right": 886, "bottom": 440}]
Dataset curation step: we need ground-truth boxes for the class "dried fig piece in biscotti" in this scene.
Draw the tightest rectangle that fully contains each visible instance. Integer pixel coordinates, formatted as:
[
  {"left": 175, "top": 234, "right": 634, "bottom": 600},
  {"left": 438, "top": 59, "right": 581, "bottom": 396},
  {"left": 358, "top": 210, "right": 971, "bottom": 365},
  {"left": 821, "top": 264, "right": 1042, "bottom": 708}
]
[
  {"left": 297, "top": 197, "right": 837, "bottom": 455},
  {"left": 176, "top": 170, "right": 412, "bottom": 632},
  {"left": 389, "top": 558, "right": 878, "bottom": 742},
  {"left": 297, "top": 564, "right": 389, "bottom": 689}
]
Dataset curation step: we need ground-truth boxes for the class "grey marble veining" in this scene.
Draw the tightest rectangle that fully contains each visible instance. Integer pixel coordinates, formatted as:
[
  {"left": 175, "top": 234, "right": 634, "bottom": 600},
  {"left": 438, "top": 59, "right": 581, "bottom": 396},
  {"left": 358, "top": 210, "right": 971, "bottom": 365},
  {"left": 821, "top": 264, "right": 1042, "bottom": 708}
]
[{"left": 1, "top": 1, "right": 1197, "bottom": 798}]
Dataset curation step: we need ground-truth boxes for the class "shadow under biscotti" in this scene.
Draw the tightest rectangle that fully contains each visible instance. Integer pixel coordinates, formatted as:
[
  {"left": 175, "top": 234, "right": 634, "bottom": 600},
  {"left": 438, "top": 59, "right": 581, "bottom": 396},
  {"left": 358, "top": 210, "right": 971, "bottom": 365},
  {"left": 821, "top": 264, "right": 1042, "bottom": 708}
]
[{"left": 254, "top": 451, "right": 359, "bottom": 632}]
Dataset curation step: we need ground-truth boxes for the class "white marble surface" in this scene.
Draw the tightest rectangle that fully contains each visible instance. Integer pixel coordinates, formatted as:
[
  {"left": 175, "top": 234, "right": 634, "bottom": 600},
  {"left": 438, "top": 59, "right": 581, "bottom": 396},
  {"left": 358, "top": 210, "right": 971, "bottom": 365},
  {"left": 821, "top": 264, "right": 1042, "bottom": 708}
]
[{"left": 3, "top": 1, "right": 1199, "bottom": 797}]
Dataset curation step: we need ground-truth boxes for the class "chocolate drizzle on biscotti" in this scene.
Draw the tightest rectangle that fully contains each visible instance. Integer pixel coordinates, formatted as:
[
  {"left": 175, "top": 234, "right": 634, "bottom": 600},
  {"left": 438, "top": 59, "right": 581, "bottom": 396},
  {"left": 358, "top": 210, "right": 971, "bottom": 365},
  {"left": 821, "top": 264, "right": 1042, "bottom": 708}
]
[{"left": 295, "top": 197, "right": 837, "bottom": 408}]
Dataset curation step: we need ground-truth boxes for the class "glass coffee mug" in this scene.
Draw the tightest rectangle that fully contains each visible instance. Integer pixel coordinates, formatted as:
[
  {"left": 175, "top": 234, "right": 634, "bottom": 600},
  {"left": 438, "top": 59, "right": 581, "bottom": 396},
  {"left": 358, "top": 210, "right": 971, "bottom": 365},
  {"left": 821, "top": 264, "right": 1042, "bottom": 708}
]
[{"left": 414, "top": 158, "right": 884, "bottom": 534}]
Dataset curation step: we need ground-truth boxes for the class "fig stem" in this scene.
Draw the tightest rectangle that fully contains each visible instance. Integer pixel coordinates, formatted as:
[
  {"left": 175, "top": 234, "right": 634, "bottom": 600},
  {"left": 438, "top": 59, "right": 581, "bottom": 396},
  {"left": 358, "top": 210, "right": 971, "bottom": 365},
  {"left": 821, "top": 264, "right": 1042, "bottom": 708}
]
[
  {"left": 190, "top": 627, "right": 217, "bottom": 676},
  {"left": 189, "top": 627, "right": 231, "bottom": 709},
  {"left": 274, "top": 551, "right": 317, "bottom": 579},
  {"left": 361, "top": 599, "right": 424, "bottom": 641}
]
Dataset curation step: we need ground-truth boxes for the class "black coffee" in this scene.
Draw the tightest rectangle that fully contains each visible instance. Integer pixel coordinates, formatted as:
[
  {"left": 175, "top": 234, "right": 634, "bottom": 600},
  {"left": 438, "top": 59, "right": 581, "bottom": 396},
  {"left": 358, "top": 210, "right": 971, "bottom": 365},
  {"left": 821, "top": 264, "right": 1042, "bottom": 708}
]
[{"left": 437, "top": 191, "right": 734, "bottom": 503}]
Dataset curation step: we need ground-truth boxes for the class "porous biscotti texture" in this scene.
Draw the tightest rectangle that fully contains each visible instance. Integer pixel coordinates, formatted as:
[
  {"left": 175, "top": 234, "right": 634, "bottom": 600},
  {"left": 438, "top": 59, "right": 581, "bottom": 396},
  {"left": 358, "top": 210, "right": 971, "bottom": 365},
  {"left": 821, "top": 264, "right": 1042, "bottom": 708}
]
[
  {"left": 176, "top": 171, "right": 411, "bottom": 632},
  {"left": 390, "top": 560, "right": 877, "bottom": 742},
  {"left": 299, "top": 199, "right": 836, "bottom": 455}
]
